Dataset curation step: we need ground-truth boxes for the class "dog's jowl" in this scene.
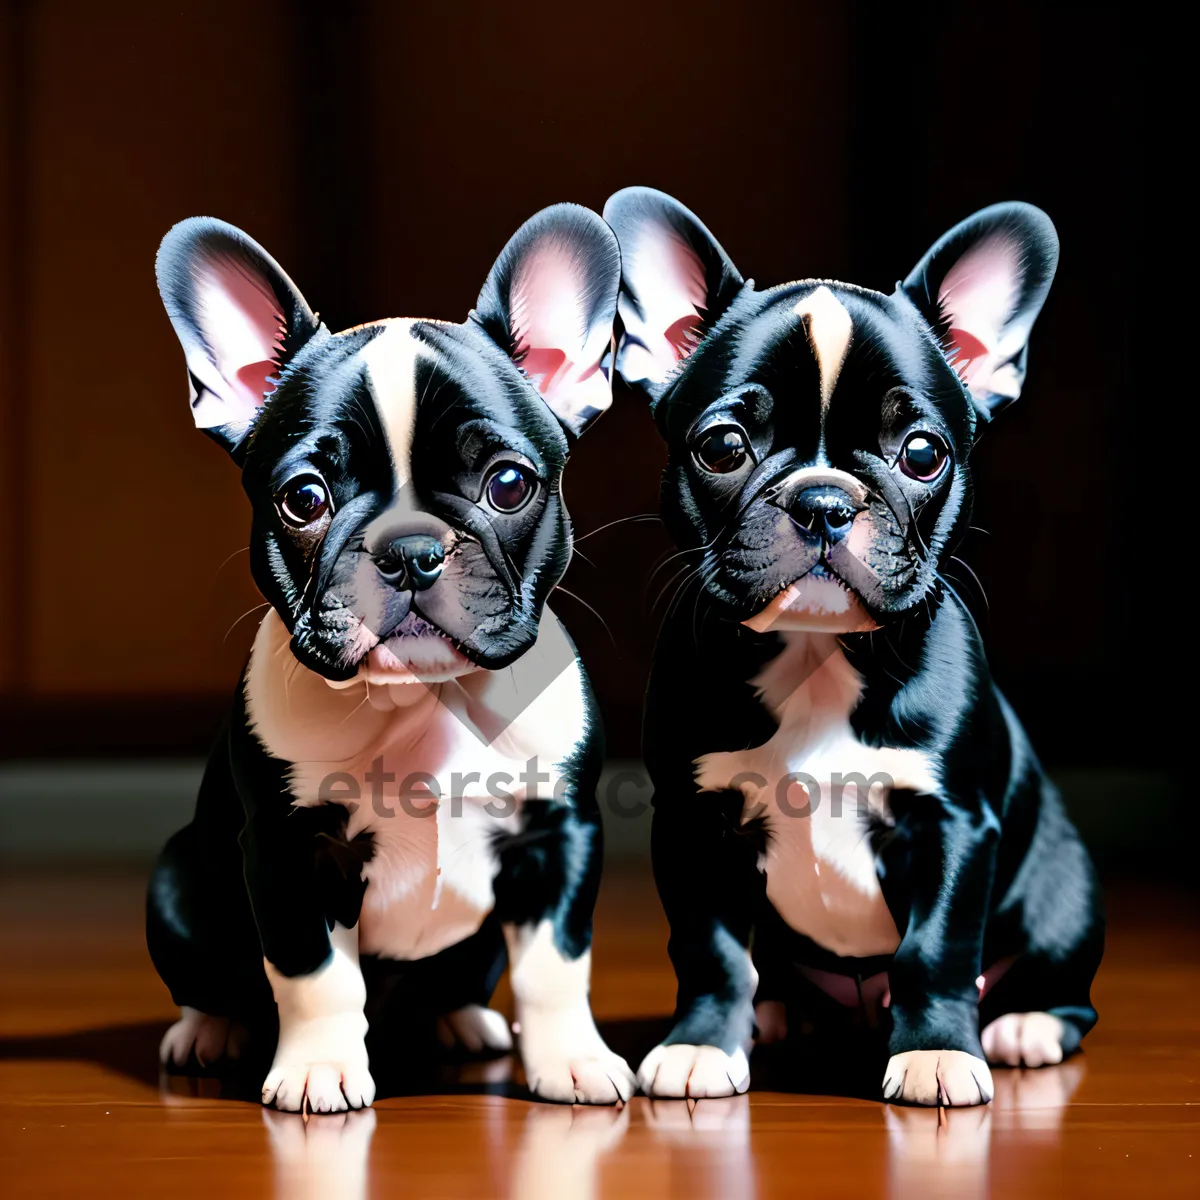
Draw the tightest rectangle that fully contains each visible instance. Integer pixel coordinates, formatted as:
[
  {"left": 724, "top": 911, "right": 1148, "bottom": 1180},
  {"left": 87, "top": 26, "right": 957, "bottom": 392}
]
[
  {"left": 604, "top": 187, "right": 1103, "bottom": 1105},
  {"left": 146, "top": 206, "right": 635, "bottom": 1110}
]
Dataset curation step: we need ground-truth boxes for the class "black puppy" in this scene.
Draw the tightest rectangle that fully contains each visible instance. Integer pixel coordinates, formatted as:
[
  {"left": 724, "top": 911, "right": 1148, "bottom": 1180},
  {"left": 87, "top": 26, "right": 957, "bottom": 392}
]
[
  {"left": 147, "top": 205, "right": 636, "bottom": 1110},
  {"left": 603, "top": 188, "right": 1103, "bottom": 1105}
]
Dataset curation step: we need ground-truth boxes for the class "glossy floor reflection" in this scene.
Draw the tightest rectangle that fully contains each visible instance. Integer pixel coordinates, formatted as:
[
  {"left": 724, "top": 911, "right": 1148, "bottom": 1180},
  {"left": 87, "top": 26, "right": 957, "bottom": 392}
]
[{"left": 1, "top": 867, "right": 1197, "bottom": 1198}]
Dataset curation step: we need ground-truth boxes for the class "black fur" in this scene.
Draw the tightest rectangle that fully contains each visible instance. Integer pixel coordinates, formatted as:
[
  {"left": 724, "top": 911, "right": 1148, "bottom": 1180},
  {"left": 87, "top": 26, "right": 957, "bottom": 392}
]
[
  {"left": 147, "top": 205, "right": 622, "bottom": 1086},
  {"left": 605, "top": 187, "right": 1103, "bottom": 1096}
]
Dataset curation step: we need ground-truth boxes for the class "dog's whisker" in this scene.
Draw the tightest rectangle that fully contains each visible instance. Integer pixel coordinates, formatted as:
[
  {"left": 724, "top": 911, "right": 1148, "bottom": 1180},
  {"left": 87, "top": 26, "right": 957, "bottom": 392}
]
[
  {"left": 223, "top": 602, "right": 271, "bottom": 645},
  {"left": 574, "top": 513, "right": 663, "bottom": 545},
  {"left": 552, "top": 585, "right": 616, "bottom": 646},
  {"left": 949, "top": 555, "right": 990, "bottom": 615}
]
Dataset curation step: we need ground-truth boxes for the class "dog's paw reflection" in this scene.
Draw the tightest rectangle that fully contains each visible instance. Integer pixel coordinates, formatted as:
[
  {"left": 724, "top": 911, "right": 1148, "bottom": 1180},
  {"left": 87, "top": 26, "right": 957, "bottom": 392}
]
[
  {"left": 644, "top": 1093, "right": 750, "bottom": 1137},
  {"left": 644, "top": 1093, "right": 752, "bottom": 1197},
  {"left": 263, "top": 1106, "right": 376, "bottom": 1200},
  {"left": 510, "top": 1101, "right": 630, "bottom": 1198},
  {"left": 885, "top": 1057, "right": 1085, "bottom": 1198}
]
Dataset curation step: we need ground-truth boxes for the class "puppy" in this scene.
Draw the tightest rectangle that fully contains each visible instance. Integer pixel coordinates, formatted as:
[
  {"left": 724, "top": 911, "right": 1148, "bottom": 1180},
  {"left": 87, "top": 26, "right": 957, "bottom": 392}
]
[
  {"left": 603, "top": 188, "right": 1103, "bottom": 1106},
  {"left": 146, "top": 205, "right": 635, "bottom": 1110}
]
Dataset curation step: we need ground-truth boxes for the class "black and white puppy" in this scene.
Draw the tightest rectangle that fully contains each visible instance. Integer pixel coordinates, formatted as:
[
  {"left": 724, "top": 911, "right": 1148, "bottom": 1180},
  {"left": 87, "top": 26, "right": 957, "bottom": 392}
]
[
  {"left": 146, "top": 205, "right": 636, "bottom": 1110},
  {"left": 603, "top": 188, "right": 1103, "bottom": 1106}
]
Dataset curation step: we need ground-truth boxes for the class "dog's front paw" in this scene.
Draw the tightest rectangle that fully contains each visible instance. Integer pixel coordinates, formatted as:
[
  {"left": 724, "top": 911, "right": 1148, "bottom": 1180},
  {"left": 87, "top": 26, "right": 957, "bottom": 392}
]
[
  {"left": 518, "top": 1010, "right": 634, "bottom": 1105},
  {"left": 637, "top": 1043, "right": 751, "bottom": 1099},
  {"left": 262, "top": 1015, "right": 374, "bottom": 1112},
  {"left": 160, "top": 1006, "right": 248, "bottom": 1069},
  {"left": 883, "top": 1050, "right": 993, "bottom": 1107}
]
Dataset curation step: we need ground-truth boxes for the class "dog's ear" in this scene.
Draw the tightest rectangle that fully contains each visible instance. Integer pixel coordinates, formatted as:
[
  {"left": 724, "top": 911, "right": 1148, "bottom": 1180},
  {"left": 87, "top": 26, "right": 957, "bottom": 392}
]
[
  {"left": 156, "top": 218, "right": 320, "bottom": 458},
  {"left": 602, "top": 188, "right": 745, "bottom": 397},
  {"left": 473, "top": 203, "right": 621, "bottom": 437},
  {"left": 901, "top": 202, "right": 1058, "bottom": 422}
]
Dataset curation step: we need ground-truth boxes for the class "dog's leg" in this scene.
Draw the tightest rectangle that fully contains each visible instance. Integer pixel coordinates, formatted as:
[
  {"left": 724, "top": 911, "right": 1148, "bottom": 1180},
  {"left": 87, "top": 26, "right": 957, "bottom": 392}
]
[
  {"left": 496, "top": 801, "right": 634, "bottom": 1105},
  {"left": 979, "top": 784, "right": 1105, "bottom": 1068},
  {"left": 883, "top": 790, "right": 1001, "bottom": 1107},
  {"left": 636, "top": 795, "right": 760, "bottom": 1099},
  {"left": 227, "top": 691, "right": 375, "bottom": 1110},
  {"left": 261, "top": 922, "right": 375, "bottom": 1113},
  {"left": 147, "top": 733, "right": 273, "bottom": 1069}
]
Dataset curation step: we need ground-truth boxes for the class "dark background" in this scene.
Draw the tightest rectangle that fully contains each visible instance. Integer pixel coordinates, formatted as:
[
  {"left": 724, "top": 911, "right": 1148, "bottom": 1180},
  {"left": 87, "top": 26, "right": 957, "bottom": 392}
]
[{"left": 0, "top": 4, "right": 1174, "bottom": 864}]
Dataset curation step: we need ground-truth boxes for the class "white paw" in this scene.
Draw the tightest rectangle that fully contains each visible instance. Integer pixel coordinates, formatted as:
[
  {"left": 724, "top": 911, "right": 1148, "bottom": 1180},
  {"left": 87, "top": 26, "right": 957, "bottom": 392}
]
[
  {"left": 524, "top": 1047, "right": 636, "bottom": 1105},
  {"left": 883, "top": 1050, "right": 994, "bottom": 1107},
  {"left": 754, "top": 1000, "right": 789, "bottom": 1046},
  {"left": 981, "top": 1011, "right": 1066, "bottom": 1068},
  {"left": 159, "top": 1006, "right": 248, "bottom": 1068},
  {"left": 261, "top": 1015, "right": 374, "bottom": 1112},
  {"left": 637, "top": 1043, "right": 751, "bottom": 1099},
  {"left": 518, "top": 1009, "right": 635, "bottom": 1105},
  {"left": 437, "top": 1005, "right": 513, "bottom": 1053}
]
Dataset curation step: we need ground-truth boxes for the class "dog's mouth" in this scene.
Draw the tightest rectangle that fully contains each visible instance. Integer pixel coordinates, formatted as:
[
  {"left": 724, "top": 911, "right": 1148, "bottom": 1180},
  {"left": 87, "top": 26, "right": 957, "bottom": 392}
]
[
  {"left": 325, "top": 609, "right": 479, "bottom": 689},
  {"left": 743, "top": 562, "right": 880, "bottom": 634}
]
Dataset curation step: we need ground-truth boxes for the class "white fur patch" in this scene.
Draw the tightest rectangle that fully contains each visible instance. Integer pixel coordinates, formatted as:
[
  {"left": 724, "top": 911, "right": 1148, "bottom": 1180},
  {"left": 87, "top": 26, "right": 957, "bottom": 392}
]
[
  {"left": 980, "top": 1011, "right": 1065, "bottom": 1068},
  {"left": 505, "top": 919, "right": 635, "bottom": 1104},
  {"left": 695, "top": 632, "right": 939, "bottom": 958},
  {"left": 159, "top": 1006, "right": 247, "bottom": 1067},
  {"left": 262, "top": 922, "right": 374, "bottom": 1112},
  {"left": 884, "top": 1049, "right": 994, "bottom": 1107},
  {"left": 245, "top": 608, "right": 589, "bottom": 963},
  {"left": 354, "top": 319, "right": 423, "bottom": 491},
  {"left": 637, "top": 1043, "right": 751, "bottom": 1099},
  {"left": 793, "top": 285, "right": 853, "bottom": 411},
  {"left": 436, "top": 1004, "right": 513, "bottom": 1053},
  {"left": 743, "top": 574, "right": 879, "bottom": 635}
]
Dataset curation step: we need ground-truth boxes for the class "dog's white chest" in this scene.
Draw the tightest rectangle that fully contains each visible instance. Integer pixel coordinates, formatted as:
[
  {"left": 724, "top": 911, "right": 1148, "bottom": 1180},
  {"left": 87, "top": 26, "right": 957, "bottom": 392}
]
[
  {"left": 245, "top": 609, "right": 588, "bottom": 962},
  {"left": 694, "top": 633, "right": 938, "bottom": 958},
  {"left": 327, "top": 723, "right": 525, "bottom": 961}
]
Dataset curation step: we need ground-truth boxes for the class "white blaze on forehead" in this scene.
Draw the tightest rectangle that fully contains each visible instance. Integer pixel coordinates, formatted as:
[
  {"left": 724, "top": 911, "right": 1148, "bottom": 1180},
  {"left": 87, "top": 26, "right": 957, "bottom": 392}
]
[
  {"left": 793, "top": 285, "right": 853, "bottom": 411},
  {"left": 354, "top": 319, "right": 424, "bottom": 489}
]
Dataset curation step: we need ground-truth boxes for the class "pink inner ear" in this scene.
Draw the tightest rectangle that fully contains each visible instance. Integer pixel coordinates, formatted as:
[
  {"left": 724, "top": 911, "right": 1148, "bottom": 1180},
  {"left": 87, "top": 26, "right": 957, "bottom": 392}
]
[
  {"left": 192, "top": 253, "right": 286, "bottom": 422},
  {"left": 237, "top": 360, "right": 280, "bottom": 398},
  {"left": 519, "top": 347, "right": 568, "bottom": 394},
  {"left": 946, "top": 327, "right": 989, "bottom": 378},
  {"left": 508, "top": 241, "right": 612, "bottom": 428},
  {"left": 663, "top": 313, "right": 704, "bottom": 361},
  {"left": 615, "top": 221, "right": 708, "bottom": 387},
  {"left": 937, "top": 234, "right": 1021, "bottom": 381}
]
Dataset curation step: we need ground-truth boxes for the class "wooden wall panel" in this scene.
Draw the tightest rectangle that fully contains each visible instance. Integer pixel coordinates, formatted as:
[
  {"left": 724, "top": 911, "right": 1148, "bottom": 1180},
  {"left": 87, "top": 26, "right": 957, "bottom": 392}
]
[
  {"left": 21, "top": 0, "right": 292, "bottom": 697},
  {"left": 0, "top": 2, "right": 25, "bottom": 693}
]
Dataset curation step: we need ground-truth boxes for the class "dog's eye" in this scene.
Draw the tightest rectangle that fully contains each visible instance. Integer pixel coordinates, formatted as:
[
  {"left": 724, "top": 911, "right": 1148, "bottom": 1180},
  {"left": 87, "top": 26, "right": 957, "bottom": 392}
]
[
  {"left": 278, "top": 475, "right": 330, "bottom": 527},
  {"left": 484, "top": 463, "right": 536, "bottom": 513},
  {"left": 898, "top": 433, "right": 949, "bottom": 482},
  {"left": 694, "top": 426, "right": 751, "bottom": 474}
]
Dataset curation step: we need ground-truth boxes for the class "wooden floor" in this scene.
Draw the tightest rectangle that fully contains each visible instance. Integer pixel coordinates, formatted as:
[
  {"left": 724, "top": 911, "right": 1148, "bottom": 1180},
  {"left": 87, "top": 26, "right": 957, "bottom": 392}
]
[{"left": 0, "top": 866, "right": 1196, "bottom": 1199}]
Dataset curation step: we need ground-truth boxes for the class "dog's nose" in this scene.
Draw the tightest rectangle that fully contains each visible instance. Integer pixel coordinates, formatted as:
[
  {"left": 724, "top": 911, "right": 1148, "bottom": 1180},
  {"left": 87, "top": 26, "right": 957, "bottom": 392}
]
[
  {"left": 375, "top": 535, "right": 445, "bottom": 591},
  {"left": 790, "top": 486, "right": 857, "bottom": 544}
]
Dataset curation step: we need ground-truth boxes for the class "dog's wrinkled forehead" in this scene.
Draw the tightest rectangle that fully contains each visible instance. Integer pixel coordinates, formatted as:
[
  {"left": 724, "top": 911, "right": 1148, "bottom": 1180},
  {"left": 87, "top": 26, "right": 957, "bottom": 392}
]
[
  {"left": 604, "top": 186, "right": 1058, "bottom": 439},
  {"left": 245, "top": 318, "right": 568, "bottom": 498},
  {"left": 662, "top": 279, "right": 974, "bottom": 450}
]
